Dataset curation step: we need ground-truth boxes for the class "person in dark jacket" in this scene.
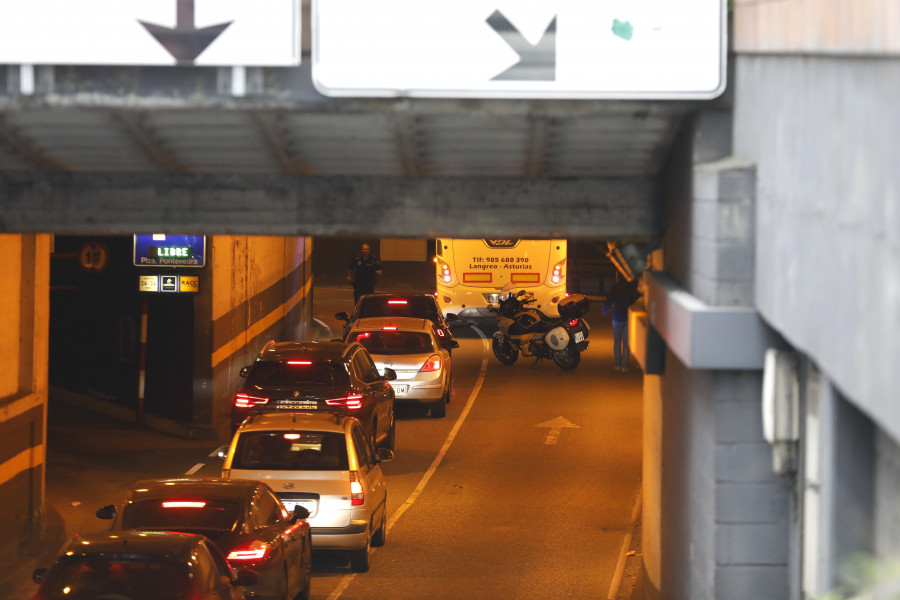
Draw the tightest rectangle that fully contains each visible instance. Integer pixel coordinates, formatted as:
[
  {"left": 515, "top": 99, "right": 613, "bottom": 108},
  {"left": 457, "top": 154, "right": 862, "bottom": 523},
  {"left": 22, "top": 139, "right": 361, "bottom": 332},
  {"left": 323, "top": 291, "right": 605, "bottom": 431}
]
[
  {"left": 602, "top": 272, "right": 641, "bottom": 371},
  {"left": 347, "top": 242, "right": 383, "bottom": 303}
]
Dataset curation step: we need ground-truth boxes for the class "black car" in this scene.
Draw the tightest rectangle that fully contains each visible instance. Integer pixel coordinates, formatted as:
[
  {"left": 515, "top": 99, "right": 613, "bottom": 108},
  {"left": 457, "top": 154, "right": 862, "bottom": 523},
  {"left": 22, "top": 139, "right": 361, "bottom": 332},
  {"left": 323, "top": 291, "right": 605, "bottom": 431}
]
[
  {"left": 95, "top": 478, "right": 311, "bottom": 600},
  {"left": 33, "top": 530, "right": 256, "bottom": 600},
  {"left": 335, "top": 293, "right": 458, "bottom": 354},
  {"left": 232, "top": 340, "right": 397, "bottom": 450}
]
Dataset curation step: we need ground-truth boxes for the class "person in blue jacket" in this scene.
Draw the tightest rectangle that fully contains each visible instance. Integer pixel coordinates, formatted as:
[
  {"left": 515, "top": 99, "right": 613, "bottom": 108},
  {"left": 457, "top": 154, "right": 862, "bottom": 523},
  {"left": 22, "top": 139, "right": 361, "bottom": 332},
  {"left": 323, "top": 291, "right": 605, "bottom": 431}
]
[
  {"left": 602, "top": 272, "right": 641, "bottom": 372},
  {"left": 347, "top": 242, "right": 383, "bottom": 303}
]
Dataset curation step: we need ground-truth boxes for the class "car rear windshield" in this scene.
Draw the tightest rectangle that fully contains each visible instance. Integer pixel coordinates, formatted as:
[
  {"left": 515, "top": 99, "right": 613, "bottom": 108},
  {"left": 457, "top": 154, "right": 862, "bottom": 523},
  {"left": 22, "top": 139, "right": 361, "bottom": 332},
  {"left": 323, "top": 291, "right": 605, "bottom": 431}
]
[
  {"left": 232, "top": 431, "right": 350, "bottom": 471},
  {"left": 38, "top": 556, "right": 193, "bottom": 600},
  {"left": 353, "top": 330, "right": 435, "bottom": 355},
  {"left": 246, "top": 360, "right": 349, "bottom": 388},
  {"left": 358, "top": 296, "right": 440, "bottom": 321},
  {"left": 121, "top": 499, "right": 243, "bottom": 533}
]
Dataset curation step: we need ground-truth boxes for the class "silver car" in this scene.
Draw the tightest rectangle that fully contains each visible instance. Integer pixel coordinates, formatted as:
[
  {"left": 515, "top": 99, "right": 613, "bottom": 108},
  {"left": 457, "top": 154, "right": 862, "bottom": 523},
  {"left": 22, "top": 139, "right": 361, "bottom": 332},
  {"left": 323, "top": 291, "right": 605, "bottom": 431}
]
[
  {"left": 222, "top": 412, "right": 392, "bottom": 573},
  {"left": 346, "top": 316, "right": 456, "bottom": 418}
]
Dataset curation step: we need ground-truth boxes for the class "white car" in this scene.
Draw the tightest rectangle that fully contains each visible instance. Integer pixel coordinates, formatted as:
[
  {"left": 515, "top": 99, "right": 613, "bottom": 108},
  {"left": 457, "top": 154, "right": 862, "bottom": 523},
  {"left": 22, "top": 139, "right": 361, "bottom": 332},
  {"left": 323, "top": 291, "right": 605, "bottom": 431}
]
[
  {"left": 346, "top": 316, "right": 456, "bottom": 418},
  {"left": 222, "top": 412, "right": 392, "bottom": 573}
]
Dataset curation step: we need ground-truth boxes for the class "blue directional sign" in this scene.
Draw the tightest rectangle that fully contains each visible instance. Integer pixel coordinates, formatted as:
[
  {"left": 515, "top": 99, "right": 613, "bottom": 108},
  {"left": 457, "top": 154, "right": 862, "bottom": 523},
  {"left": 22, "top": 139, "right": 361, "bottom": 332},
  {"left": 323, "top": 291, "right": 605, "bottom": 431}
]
[{"left": 134, "top": 234, "right": 206, "bottom": 267}]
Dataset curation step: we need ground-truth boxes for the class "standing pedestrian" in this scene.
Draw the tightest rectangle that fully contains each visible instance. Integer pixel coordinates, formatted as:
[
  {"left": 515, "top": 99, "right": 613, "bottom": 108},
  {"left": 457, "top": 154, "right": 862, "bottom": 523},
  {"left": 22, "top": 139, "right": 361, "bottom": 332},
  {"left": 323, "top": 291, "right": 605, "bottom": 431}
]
[
  {"left": 347, "top": 242, "right": 383, "bottom": 303},
  {"left": 602, "top": 272, "right": 641, "bottom": 372}
]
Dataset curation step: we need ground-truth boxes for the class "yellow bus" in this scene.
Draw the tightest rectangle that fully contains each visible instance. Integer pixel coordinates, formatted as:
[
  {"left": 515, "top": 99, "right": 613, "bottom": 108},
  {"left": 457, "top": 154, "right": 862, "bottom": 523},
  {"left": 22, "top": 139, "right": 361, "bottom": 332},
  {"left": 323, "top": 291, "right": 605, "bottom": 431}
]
[{"left": 434, "top": 239, "right": 568, "bottom": 319}]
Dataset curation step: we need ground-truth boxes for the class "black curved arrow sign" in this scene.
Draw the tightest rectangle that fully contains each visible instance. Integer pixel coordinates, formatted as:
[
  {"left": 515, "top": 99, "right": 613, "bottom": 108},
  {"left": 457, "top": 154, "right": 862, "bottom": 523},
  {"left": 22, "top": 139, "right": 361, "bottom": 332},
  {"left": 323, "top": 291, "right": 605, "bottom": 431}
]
[
  {"left": 139, "top": 0, "right": 232, "bottom": 64},
  {"left": 487, "top": 10, "right": 556, "bottom": 81}
]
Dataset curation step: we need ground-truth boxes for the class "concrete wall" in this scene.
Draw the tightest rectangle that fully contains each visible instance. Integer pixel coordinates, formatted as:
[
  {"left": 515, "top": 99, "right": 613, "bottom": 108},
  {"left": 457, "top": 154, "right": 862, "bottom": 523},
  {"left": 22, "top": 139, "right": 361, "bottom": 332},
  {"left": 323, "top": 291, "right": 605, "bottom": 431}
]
[
  {"left": 0, "top": 234, "right": 49, "bottom": 562},
  {"left": 209, "top": 235, "right": 313, "bottom": 439}
]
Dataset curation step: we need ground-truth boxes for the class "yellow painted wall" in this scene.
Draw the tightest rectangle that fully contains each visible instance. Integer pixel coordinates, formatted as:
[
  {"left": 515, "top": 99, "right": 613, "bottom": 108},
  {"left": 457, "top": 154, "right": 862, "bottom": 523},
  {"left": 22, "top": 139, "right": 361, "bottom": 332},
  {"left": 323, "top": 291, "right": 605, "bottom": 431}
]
[
  {"left": 0, "top": 234, "right": 50, "bottom": 556},
  {"left": 0, "top": 235, "right": 22, "bottom": 398}
]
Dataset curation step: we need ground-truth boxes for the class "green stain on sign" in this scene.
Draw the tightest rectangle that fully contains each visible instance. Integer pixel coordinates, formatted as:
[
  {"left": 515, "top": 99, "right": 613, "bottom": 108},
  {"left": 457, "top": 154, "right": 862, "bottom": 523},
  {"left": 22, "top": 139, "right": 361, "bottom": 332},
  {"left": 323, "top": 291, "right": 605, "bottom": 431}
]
[{"left": 612, "top": 19, "right": 634, "bottom": 41}]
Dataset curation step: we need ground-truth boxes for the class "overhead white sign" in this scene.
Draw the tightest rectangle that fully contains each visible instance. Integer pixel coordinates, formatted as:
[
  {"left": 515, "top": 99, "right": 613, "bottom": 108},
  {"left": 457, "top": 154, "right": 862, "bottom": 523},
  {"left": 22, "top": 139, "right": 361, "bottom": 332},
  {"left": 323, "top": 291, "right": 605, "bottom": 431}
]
[
  {"left": 313, "top": 0, "right": 725, "bottom": 99},
  {"left": 0, "top": 0, "right": 300, "bottom": 66}
]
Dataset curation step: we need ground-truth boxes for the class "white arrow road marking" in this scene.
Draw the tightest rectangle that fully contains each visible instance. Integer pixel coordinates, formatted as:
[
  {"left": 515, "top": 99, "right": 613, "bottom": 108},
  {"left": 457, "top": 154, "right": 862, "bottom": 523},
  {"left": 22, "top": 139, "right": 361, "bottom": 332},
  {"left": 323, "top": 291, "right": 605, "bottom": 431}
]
[{"left": 536, "top": 416, "right": 580, "bottom": 445}]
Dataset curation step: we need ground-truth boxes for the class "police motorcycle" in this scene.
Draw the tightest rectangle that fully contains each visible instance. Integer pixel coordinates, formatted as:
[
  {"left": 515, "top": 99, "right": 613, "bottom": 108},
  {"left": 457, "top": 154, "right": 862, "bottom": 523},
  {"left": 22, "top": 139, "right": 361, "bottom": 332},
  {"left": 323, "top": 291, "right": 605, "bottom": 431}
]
[{"left": 490, "top": 285, "right": 591, "bottom": 370}]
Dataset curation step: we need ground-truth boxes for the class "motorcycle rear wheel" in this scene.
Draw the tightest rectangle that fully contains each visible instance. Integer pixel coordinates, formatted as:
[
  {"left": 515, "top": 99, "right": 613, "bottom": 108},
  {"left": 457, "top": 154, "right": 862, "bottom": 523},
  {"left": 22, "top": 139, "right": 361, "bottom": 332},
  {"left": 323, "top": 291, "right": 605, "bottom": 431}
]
[
  {"left": 553, "top": 346, "right": 581, "bottom": 370},
  {"left": 492, "top": 337, "right": 519, "bottom": 365}
]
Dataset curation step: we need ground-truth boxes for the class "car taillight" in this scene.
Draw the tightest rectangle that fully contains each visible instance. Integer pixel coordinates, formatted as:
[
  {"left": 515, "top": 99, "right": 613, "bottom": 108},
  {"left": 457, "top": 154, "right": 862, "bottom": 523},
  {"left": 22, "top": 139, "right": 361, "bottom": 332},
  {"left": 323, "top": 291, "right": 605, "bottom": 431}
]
[
  {"left": 227, "top": 541, "right": 271, "bottom": 562},
  {"left": 350, "top": 471, "right": 364, "bottom": 506},
  {"left": 234, "top": 392, "right": 268, "bottom": 409},
  {"left": 569, "top": 319, "right": 579, "bottom": 327},
  {"left": 550, "top": 260, "right": 565, "bottom": 285},
  {"left": 420, "top": 355, "right": 441, "bottom": 372},
  {"left": 325, "top": 393, "right": 364, "bottom": 410},
  {"left": 437, "top": 259, "right": 452, "bottom": 284}
]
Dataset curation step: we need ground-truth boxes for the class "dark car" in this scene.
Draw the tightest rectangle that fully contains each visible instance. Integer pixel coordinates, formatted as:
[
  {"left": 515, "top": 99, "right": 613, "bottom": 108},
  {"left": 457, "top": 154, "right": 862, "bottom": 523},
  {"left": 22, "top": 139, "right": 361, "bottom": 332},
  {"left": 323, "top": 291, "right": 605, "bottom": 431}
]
[
  {"left": 232, "top": 340, "right": 397, "bottom": 450},
  {"left": 32, "top": 530, "right": 256, "bottom": 600},
  {"left": 335, "top": 293, "right": 458, "bottom": 354},
  {"left": 95, "top": 478, "right": 311, "bottom": 600}
]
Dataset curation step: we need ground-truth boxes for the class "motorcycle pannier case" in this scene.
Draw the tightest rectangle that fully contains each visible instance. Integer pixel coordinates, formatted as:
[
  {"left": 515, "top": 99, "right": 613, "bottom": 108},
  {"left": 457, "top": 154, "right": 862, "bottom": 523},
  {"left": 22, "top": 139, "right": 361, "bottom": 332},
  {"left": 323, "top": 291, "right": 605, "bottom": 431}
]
[{"left": 558, "top": 294, "right": 589, "bottom": 320}]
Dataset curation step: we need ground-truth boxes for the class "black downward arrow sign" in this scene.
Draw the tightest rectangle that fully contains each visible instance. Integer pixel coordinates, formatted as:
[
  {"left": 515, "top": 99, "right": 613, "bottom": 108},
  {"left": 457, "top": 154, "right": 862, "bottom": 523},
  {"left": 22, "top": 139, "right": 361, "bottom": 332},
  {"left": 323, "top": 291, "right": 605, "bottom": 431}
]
[
  {"left": 139, "top": 0, "right": 233, "bottom": 64},
  {"left": 487, "top": 10, "right": 556, "bottom": 81}
]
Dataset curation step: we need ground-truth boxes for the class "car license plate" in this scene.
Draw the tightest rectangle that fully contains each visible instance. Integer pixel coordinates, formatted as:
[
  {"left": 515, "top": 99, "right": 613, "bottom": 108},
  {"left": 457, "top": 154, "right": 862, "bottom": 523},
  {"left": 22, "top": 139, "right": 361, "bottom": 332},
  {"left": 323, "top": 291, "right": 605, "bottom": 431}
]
[
  {"left": 390, "top": 384, "right": 409, "bottom": 396},
  {"left": 277, "top": 400, "right": 317, "bottom": 410},
  {"left": 574, "top": 331, "right": 585, "bottom": 343},
  {"left": 283, "top": 499, "right": 318, "bottom": 518}
]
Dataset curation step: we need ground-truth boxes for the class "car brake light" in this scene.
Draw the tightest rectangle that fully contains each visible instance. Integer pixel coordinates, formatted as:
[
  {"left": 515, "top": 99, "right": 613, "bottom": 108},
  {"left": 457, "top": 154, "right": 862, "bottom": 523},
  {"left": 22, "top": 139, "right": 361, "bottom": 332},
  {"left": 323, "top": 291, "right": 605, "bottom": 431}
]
[
  {"left": 387, "top": 300, "right": 407, "bottom": 305},
  {"left": 382, "top": 326, "right": 397, "bottom": 331},
  {"left": 284, "top": 433, "right": 301, "bottom": 440},
  {"left": 227, "top": 541, "right": 271, "bottom": 562},
  {"left": 325, "top": 393, "right": 364, "bottom": 410},
  {"left": 234, "top": 393, "right": 268, "bottom": 408},
  {"left": 350, "top": 471, "right": 364, "bottom": 506},
  {"left": 569, "top": 319, "right": 579, "bottom": 327},
  {"left": 420, "top": 355, "right": 441, "bottom": 372},
  {"left": 286, "top": 360, "right": 312, "bottom": 365},
  {"left": 162, "top": 501, "right": 206, "bottom": 509}
]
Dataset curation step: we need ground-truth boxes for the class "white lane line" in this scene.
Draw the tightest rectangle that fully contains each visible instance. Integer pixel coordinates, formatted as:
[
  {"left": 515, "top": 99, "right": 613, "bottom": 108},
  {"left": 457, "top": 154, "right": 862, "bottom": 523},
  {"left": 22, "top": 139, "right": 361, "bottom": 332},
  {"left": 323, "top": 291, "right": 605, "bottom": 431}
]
[
  {"left": 608, "top": 486, "right": 642, "bottom": 600},
  {"left": 327, "top": 326, "right": 490, "bottom": 600},
  {"left": 185, "top": 463, "right": 204, "bottom": 475}
]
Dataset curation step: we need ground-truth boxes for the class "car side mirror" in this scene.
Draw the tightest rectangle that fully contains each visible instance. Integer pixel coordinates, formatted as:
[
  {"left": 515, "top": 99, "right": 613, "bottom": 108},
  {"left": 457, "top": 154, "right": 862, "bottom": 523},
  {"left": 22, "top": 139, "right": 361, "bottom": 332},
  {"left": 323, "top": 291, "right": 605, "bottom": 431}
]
[
  {"left": 335, "top": 311, "right": 350, "bottom": 322},
  {"left": 382, "top": 367, "right": 397, "bottom": 381},
  {"left": 375, "top": 448, "right": 394, "bottom": 463},
  {"left": 96, "top": 504, "right": 117, "bottom": 520},
  {"left": 233, "top": 569, "right": 258, "bottom": 587},
  {"left": 292, "top": 505, "right": 311, "bottom": 521},
  {"left": 449, "top": 340, "right": 460, "bottom": 349},
  {"left": 239, "top": 366, "right": 251, "bottom": 377},
  {"left": 33, "top": 568, "right": 47, "bottom": 584}
]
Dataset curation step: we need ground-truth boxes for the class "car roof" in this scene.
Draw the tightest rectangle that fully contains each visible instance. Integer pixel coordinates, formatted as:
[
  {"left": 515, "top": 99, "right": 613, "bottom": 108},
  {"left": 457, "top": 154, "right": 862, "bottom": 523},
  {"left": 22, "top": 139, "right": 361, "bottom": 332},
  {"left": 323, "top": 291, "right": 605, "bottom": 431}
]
[
  {"left": 125, "top": 477, "right": 262, "bottom": 502},
  {"left": 238, "top": 411, "right": 351, "bottom": 434},
  {"left": 257, "top": 340, "right": 358, "bottom": 362},
  {"left": 349, "top": 316, "right": 433, "bottom": 333},
  {"left": 62, "top": 531, "right": 205, "bottom": 558}
]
